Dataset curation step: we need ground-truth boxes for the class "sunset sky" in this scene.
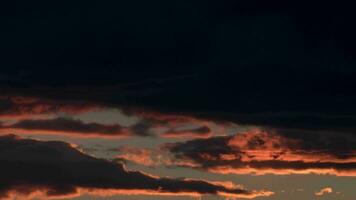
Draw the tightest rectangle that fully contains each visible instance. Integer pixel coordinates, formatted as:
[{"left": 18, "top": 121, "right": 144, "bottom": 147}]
[{"left": 1, "top": 1, "right": 356, "bottom": 200}]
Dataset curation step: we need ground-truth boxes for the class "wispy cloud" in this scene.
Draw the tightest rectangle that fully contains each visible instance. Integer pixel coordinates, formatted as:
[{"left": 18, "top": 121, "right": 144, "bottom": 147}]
[{"left": 315, "top": 187, "right": 333, "bottom": 196}]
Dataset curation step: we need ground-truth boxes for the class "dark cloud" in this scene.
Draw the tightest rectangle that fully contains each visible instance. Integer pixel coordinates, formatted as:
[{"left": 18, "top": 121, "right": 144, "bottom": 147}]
[
  {"left": 191, "top": 112, "right": 356, "bottom": 135},
  {"left": 163, "top": 126, "right": 212, "bottom": 138},
  {"left": 1, "top": 92, "right": 356, "bottom": 146},
  {"left": 0, "top": 1, "right": 355, "bottom": 120},
  {"left": 129, "top": 119, "right": 154, "bottom": 137},
  {"left": 1, "top": 1, "right": 356, "bottom": 183},
  {"left": 0, "top": 134, "right": 271, "bottom": 199},
  {"left": 0, "top": 114, "right": 211, "bottom": 138},
  {"left": 119, "top": 112, "right": 214, "bottom": 138},
  {"left": 0, "top": 96, "right": 97, "bottom": 119},
  {"left": 165, "top": 129, "right": 356, "bottom": 176},
  {"left": 0, "top": 117, "right": 128, "bottom": 138}
]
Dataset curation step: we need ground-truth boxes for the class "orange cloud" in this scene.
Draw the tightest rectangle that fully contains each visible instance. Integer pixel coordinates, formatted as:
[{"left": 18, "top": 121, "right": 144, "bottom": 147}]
[
  {"left": 115, "top": 147, "right": 158, "bottom": 166},
  {"left": 0, "top": 95, "right": 231, "bottom": 140},
  {"left": 4, "top": 187, "right": 274, "bottom": 200},
  {"left": 0, "top": 96, "right": 99, "bottom": 121},
  {"left": 315, "top": 187, "right": 333, "bottom": 196},
  {"left": 208, "top": 166, "right": 356, "bottom": 176},
  {"left": 166, "top": 129, "right": 356, "bottom": 176}
]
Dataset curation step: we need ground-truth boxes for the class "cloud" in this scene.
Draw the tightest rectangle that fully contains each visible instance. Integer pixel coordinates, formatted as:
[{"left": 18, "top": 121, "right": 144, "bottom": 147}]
[
  {"left": 0, "top": 114, "right": 212, "bottom": 139},
  {"left": 194, "top": 112, "right": 356, "bottom": 136},
  {"left": 165, "top": 129, "right": 356, "bottom": 176},
  {"left": 2, "top": 91, "right": 356, "bottom": 141},
  {"left": 0, "top": 134, "right": 273, "bottom": 199},
  {"left": 0, "top": 117, "right": 130, "bottom": 138},
  {"left": 315, "top": 187, "right": 333, "bottom": 196},
  {"left": 113, "top": 147, "right": 159, "bottom": 167},
  {"left": 0, "top": 96, "right": 98, "bottom": 120},
  {"left": 112, "top": 146, "right": 195, "bottom": 168},
  {"left": 112, "top": 146, "right": 204, "bottom": 169},
  {"left": 162, "top": 126, "right": 212, "bottom": 138},
  {"left": 0, "top": 97, "right": 217, "bottom": 139}
]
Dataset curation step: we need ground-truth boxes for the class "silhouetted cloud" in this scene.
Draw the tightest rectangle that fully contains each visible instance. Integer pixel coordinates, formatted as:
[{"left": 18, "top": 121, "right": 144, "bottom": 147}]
[
  {"left": 0, "top": 117, "right": 129, "bottom": 138},
  {"left": 0, "top": 134, "right": 273, "bottom": 199}
]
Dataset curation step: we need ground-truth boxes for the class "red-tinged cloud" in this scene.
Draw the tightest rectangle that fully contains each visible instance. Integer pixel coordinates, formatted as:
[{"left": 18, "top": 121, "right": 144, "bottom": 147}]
[
  {"left": 315, "top": 187, "right": 333, "bottom": 196},
  {"left": 0, "top": 117, "right": 131, "bottom": 138},
  {"left": 128, "top": 111, "right": 231, "bottom": 138},
  {"left": 0, "top": 134, "right": 272, "bottom": 199},
  {"left": 0, "top": 96, "right": 220, "bottom": 139},
  {"left": 0, "top": 116, "right": 213, "bottom": 139},
  {"left": 166, "top": 129, "right": 356, "bottom": 176},
  {"left": 113, "top": 147, "right": 159, "bottom": 167},
  {"left": 0, "top": 96, "right": 98, "bottom": 120},
  {"left": 129, "top": 111, "right": 201, "bottom": 125}
]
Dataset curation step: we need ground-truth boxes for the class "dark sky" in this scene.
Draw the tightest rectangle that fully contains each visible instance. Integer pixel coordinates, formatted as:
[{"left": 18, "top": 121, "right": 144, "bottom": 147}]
[
  {"left": 1, "top": 1, "right": 356, "bottom": 116},
  {"left": 1, "top": 1, "right": 356, "bottom": 129},
  {"left": 1, "top": 2, "right": 356, "bottom": 199}
]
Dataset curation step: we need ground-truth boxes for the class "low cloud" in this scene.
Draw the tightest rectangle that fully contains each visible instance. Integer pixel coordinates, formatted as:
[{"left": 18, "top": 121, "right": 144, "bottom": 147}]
[
  {"left": 0, "top": 134, "right": 273, "bottom": 199},
  {"left": 0, "top": 96, "right": 98, "bottom": 120},
  {"left": 165, "top": 129, "right": 356, "bottom": 176},
  {"left": 0, "top": 117, "right": 130, "bottom": 138}
]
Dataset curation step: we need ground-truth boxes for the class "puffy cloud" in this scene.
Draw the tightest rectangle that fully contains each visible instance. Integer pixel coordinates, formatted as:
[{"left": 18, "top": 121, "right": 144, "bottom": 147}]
[{"left": 0, "top": 134, "right": 272, "bottom": 199}]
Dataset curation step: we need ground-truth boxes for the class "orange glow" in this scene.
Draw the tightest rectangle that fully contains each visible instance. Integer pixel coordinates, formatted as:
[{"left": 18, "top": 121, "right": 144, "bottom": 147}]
[
  {"left": 3, "top": 187, "right": 273, "bottom": 200},
  {"left": 208, "top": 166, "right": 356, "bottom": 176},
  {"left": 166, "top": 128, "right": 356, "bottom": 177},
  {"left": 315, "top": 187, "right": 333, "bottom": 196},
  {"left": 218, "top": 190, "right": 274, "bottom": 199},
  {"left": 225, "top": 129, "right": 356, "bottom": 163},
  {"left": 0, "top": 95, "right": 100, "bottom": 120},
  {"left": 116, "top": 148, "right": 157, "bottom": 166}
]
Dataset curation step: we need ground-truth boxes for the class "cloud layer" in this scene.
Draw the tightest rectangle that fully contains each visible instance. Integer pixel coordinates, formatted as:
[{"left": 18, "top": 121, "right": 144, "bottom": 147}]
[
  {"left": 0, "top": 96, "right": 98, "bottom": 120},
  {"left": 0, "top": 134, "right": 272, "bottom": 199},
  {"left": 0, "top": 117, "right": 129, "bottom": 138},
  {"left": 166, "top": 129, "right": 356, "bottom": 176}
]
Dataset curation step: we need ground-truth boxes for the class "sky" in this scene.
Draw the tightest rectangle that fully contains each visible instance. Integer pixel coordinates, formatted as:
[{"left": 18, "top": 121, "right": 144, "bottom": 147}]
[{"left": 1, "top": 1, "right": 356, "bottom": 200}]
